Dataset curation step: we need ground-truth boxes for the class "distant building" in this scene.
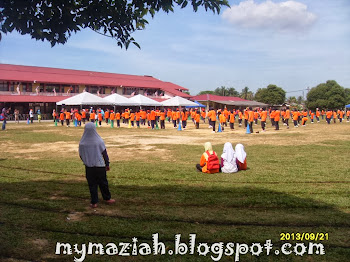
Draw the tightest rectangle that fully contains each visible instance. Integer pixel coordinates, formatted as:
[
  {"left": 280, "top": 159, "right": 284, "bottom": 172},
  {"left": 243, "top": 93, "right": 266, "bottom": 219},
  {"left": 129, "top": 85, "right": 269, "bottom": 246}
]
[
  {"left": 192, "top": 94, "right": 267, "bottom": 110},
  {"left": 0, "top": 64, "right": 190, "bottom": 116}
]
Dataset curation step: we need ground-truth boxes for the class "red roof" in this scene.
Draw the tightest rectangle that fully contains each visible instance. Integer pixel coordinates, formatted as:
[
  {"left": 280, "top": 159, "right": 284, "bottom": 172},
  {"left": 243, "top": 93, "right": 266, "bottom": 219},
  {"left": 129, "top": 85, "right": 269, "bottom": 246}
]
[
  {"left": 0, "top": 64, "right": 191, "bottom": 98},
  {"left": 0, "top": 95, "right": 65, "bottom": 103},
  {"left": 192, "top": 94, "right": 248, "bottom": 102}
]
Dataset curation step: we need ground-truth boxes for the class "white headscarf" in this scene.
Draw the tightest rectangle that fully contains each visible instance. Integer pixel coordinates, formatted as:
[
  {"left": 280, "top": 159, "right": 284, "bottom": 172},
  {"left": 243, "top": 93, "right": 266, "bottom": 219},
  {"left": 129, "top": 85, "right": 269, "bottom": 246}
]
[
  {"left": 221, "top": 142, "right": 238, "bottom": 173},
  {"left": 235, "top": 143, "right": 247, "bottom": 164},
  {"left": 79, "top": 122, "right": 106, "bottom": 167}
]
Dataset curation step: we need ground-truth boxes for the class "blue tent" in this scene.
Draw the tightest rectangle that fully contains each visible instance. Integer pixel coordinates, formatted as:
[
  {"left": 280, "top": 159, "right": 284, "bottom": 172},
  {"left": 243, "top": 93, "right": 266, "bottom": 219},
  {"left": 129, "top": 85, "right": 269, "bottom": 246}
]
[
  {"left": 346, "top": 104, "right": 350, "bottom": 108},
  {"left": 186, "top": 100, "right": 206, "bottom": 108}
]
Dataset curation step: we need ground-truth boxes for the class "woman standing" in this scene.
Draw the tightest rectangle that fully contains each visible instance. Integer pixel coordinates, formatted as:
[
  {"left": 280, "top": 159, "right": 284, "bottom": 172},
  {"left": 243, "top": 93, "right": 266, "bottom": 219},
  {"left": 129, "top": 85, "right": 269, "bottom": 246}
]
[{"left": 79, "top": 122, "right": 115, "bottom": 208}]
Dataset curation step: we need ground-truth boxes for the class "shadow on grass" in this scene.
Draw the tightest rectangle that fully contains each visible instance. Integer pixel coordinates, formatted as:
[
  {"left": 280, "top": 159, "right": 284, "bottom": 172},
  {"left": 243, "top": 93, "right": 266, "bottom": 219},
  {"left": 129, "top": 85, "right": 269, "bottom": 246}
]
[{"left": 0, "top": 180, "right": 349, "bottom": 261}]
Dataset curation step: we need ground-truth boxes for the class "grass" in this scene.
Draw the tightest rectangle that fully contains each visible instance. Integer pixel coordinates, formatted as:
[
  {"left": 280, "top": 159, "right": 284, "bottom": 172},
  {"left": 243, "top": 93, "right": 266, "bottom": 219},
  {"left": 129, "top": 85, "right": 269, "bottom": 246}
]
[{"left": 0, "top": 120, "right": 349, "bottom": 261}]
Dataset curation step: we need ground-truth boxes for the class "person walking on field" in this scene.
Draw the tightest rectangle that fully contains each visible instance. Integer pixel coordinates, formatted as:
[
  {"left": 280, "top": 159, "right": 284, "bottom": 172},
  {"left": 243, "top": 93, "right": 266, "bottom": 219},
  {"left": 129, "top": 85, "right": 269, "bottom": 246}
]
[
  {"left": 29, "top": 109, "right": 34, "bottom": 123},
  {"left": 79, "top": 122, "right": 115, "bottom": 208},
  {"left": 1, "top": 107, "right": 8, "bottom": 130}
]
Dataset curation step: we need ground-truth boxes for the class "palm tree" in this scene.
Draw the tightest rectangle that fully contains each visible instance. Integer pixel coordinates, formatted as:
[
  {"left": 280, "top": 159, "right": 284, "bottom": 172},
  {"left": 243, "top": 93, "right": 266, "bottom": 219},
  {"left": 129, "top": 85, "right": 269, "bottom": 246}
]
[{"left": 240, "top": 87, "right": 254, "bottom": 100}]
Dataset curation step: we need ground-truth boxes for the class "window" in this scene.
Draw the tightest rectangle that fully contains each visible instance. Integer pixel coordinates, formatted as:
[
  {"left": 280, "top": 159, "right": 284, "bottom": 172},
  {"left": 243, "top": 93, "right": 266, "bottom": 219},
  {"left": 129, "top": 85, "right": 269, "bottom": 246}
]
[
  {"left": 0, "top": 81, "right": 8, "bottom": 91},
  {"left": 45, "top": 84, "right": 60, "bottom": 93}
]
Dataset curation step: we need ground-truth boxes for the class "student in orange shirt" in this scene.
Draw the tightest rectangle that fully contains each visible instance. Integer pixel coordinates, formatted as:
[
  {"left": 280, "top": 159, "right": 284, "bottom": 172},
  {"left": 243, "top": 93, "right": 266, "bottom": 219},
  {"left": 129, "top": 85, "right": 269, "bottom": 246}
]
[
  {"left": 218, "top": 111, "right": 226, "bottom": 131},
  {"left": 196, "top": 142, "right": 220, "bottom": 174},
  {"left": 281, "top": 110, "right": 286, "bottom": 125},
  {"left": 104, "top": 109, "right": 110, "bottom": 125},
  {"left": 238, "top": 110, "right": 243, "bottom": 127},
  {"left": 229, "top": 110, "right": 235, "bottom": 130},
  {"left": 248, "top": 107, "right": 254, "bottom": 133},
  {"left": 97, "top": 110, "right": 103, "bottom": 127},
  {"left": 254, "top": 109, "right": 259, "bottom": 125},
  {"left": 325, "top": 109, "right": 332, "bottom": 124},
  {"left": 201, "top": 109, "right": 206, "bottom": 123},
  {"left": 292, "top": 110, "right": 299, "bottom": 127},
  {"left": 181, "top": 108, "right": 188, "bottom": 129},
  {"left": 150, "top": 109, "right": 156, "bottom": 129},
  {"left": 129, "top": 109, "right": 135, "bottom": 127},
  {"left": 284, "top": 107, "right": 290, "bottom": 129},
  {"left": 59, "top": 111, "right": 65, "bottom": 126},
  {"left": 347, "top": 110, "right": 350, "bottom": 122},
  {"left": 135, "top": 110, "right": 141, "bottom": 128},
  {"left": 260, "top": 108, "right": 267, "bottom": 131},
  {"left": 316, "top": 109, "right": 320, "bottom": 122},
  {"left": 301, "top": 109, "right": 308, "bottom": 126},
  {"left": 81, "top": 109, "right": 87, "bottom": 125},
  {"left": 310, "top": 112, "right": 315, "bottom": 123},
  {"left": 167, "top": 109, "right": 172, "bottom": 123},
  {"left": 90, "top": 110, "right": 96, "bottom": 123},
  {"left": 207, "top": 107, "right": 217, "bottom": 133},
  {"left": 176, "top": 108, "right": 181, "bottom": 125},
  {"left": 140, "top": 109, "right": 147, "bottom": 126},
  {"left": 223, "top": 108, "right": 229, "bottom": 127},
  {"left": 76, "top": 111, "right": 82, "bottom": 127},
  {"left": 115, "top": 111, "right": 121, "bottom": 128},
  {"left": 333, "top": 111, "right": 337, "bottom": 123},
  {"left": 109, "top": 110, "right": 115, "bottom": 128},
  {"left": 195, "top": 110, "right": 200, "bottom": 129},
  {"left": 124, "top": 109, "right": 130, "bottom": 125},
  {"left": 160, "top": 110, "right": 166, "bottom": 129},
  {"left": 339, "top": 110, "right": 344, "bottom": 123},
  {"left": 274, "top": 108, "right": 280, "bottom": 130},
  {"left": 244, "top": 108, "right": 249, "bottom": 128},
  {"left": 65, "top": 109, "right": 71, "bottom": 127},
  {"left": 171, "top": 109, "right": 177, "bottom": 128}
]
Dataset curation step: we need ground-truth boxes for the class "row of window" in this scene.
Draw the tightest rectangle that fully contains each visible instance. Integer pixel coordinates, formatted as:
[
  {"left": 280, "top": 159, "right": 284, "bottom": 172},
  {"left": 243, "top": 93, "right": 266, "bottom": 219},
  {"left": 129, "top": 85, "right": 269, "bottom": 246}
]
[{"left": 0, "top": 82, "right": 164, "bottom": 95}]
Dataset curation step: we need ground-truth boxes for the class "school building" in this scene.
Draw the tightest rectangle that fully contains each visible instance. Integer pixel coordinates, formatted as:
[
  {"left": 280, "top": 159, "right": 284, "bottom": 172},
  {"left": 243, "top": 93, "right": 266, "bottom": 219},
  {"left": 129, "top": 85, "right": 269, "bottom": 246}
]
[{"left": 0, "top": 64, "right": 191, "bottom": 119}]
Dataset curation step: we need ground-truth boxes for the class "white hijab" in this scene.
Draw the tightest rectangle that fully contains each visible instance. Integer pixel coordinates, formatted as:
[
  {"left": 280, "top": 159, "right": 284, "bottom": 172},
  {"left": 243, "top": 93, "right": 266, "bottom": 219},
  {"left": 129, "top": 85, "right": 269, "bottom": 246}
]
[
  {"left": 79, "top": 122, "right": 106, "bottom": 167},
  {"left": 235, "top": 143, "right": 247, "bottom": 164},
  {"left": 221, "top": 142, "right": 238, "bottom": 173}
]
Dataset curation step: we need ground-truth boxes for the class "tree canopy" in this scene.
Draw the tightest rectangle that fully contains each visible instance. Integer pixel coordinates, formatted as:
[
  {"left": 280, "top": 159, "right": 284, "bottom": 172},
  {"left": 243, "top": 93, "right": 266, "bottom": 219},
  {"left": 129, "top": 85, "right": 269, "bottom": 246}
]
[
  {"left": 197, "top": 86, "right": 239, "bottom": 96},
  {"left": 0, "top": 0, "right": 229, "bottom": 48},
  {"left": 254, "top": 84, "right": 286, "bottom": 105},
  {"left": 240, "top": 86, "right": 254, "bottom": 100},
  {"left": 306, "top": 80, "right": 346, "bottom": 110}
]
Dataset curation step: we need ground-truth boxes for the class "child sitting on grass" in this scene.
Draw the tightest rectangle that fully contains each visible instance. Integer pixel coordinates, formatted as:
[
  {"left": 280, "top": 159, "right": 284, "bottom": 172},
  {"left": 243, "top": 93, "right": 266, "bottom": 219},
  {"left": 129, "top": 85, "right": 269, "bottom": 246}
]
[{"left": 196, "top": 142, "right": 220, "bottom": 174}]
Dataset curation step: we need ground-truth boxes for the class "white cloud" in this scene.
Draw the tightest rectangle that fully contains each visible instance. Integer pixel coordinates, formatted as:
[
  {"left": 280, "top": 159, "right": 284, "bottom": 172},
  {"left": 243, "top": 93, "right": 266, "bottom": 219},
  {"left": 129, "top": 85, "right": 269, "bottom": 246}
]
[{"left": 222, "top": 0, "right": 317, "bottom": 31}]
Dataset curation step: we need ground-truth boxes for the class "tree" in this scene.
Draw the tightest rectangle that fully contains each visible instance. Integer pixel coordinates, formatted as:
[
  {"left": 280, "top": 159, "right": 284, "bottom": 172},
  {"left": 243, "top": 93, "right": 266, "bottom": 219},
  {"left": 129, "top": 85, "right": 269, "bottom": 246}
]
[
  {"left": 240, "top": 86, "right": 254, "bottom": 100},
  {"left": 286, "top": 96, "right": 297, "bottom": 104},
  {"left": 297, "top": 96, "right": 304, "bottom": 105},
  {"left": 254, "top": 84, "right": 286, "bottom": 105},
  {"left": 197, "top": 90, "right": 214, "bottom": 95},
  {"left": 345, "top": 88, "right": 350, "bottom": 105},
  {"left": 214, "top": 86, "right": 239, "bottom": 96},
  {"left": 306, "top": 80, "right": 345, "bottom": 110},
  {"left": 0, "top": 0, "right": 229, "bottom": 48}
]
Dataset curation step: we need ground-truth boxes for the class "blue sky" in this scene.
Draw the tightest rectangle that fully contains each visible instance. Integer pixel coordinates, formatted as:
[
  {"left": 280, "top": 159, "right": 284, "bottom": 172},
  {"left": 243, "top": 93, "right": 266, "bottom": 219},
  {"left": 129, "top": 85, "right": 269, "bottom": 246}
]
[{"left": 1, "top": 0, "right": 349, "bottom": 97}]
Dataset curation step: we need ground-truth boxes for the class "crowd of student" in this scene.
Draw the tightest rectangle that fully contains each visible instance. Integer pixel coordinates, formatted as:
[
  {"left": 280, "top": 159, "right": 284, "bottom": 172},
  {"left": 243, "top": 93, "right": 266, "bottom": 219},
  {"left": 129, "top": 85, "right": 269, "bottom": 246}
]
[{"left": 52, "top": 107, "right": 350, "bottom": 133}]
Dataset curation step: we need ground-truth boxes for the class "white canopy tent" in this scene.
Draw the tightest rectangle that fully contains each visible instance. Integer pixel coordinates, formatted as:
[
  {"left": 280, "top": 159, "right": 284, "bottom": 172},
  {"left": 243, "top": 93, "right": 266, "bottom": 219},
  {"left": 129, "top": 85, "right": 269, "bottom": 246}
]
[
  {"left": 103, "top": 93, "right": 138, "bottom": 106},
  {"left": 56, "top": 92, "right": 112, "bottom": 106},
  {"left": 128, "top": 94, "right": 162, "bottom": 106},
  {"left": 161, "top": 96, "right": 198, "bottom": 107}
]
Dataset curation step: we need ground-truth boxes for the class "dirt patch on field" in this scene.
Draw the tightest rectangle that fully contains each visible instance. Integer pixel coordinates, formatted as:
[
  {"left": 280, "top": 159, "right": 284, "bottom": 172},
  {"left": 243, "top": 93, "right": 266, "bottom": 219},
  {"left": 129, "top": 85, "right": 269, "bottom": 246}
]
[
  {"left": 66, "top": 212, "right": 84, "bottom": 222},
  {"left": 2, "top": 121, "right": 350, "bottom": 161},
  {"left": 29, "top": 238, "right": 49, "bottom": 250}
]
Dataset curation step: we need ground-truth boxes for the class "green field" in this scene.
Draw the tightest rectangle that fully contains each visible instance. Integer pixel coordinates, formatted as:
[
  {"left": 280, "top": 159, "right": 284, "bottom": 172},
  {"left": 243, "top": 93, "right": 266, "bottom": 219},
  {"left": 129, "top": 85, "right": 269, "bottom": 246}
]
[{"left": 0, "top": 120, "right": 349, "bottom": 261}]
